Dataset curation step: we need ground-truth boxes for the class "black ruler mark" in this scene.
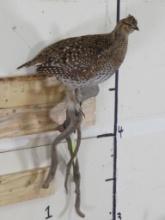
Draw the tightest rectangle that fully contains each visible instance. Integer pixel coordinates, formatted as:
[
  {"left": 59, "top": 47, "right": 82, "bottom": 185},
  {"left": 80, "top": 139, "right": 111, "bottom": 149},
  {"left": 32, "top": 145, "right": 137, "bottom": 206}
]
[
  {"left": 105, "top": 178, "right": 115, "bottom": 182},
  {"left": 112, "top": 1, "right": 120, "bottom": 220},
  {"left": 97, "top": 133, "right": 115, "bottom": 138}
]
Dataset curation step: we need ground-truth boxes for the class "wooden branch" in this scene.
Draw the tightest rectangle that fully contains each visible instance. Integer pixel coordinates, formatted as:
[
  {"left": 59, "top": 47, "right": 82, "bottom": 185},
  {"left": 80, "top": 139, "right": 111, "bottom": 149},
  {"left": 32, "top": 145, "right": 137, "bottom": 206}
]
[{"left": 0, "top": 167, "right": 55, "bottom": 206}]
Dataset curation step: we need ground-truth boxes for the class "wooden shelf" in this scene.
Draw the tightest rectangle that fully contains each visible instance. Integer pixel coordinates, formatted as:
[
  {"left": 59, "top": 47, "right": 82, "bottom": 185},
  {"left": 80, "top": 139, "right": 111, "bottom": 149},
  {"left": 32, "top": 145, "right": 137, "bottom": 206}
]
[
  {"left": 0, "top": 167, "right": 55, "bottom": 206},
  {"left": 0, "top": 74, "right": 95, "bottom": 138},
  {"left": 0, "top": 74, "right": 96, "bottom": 206}
]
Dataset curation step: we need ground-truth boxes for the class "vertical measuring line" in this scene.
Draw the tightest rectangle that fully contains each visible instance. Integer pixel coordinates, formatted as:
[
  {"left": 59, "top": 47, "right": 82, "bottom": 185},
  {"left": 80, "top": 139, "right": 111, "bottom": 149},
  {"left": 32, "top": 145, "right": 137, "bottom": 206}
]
[{"left": 112, "top": 0, "right": 120, "bottom": 220}]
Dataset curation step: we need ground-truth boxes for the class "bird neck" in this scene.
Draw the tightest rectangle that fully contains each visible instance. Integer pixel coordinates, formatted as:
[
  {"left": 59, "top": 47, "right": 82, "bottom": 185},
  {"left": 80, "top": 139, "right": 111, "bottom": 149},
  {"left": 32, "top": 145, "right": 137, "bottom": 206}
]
[
  {"left": 113, "top": 23, "right": 130, "bottom": 39},
  {"left": 105, "top": 25, "right": 129, "bottom": 70}
]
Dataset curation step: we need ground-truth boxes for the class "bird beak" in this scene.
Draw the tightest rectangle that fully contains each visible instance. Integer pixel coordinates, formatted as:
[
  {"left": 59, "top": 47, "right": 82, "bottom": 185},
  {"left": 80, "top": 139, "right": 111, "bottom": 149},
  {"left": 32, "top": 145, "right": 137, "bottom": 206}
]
[{"left": 134, "top": 25, "right": 139, "bottom": 31}]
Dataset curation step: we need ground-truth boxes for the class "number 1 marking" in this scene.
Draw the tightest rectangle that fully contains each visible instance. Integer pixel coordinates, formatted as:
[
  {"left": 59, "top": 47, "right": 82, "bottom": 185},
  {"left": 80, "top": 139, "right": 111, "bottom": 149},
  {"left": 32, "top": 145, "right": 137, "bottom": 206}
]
[{"left": 45, "top": 206, "right": 53, "bottom": 219}]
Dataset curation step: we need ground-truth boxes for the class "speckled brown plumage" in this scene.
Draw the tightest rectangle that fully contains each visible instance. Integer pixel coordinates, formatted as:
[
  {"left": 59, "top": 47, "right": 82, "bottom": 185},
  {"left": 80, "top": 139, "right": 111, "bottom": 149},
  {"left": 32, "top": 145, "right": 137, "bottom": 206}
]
[{"left": 17, "top": 15, "right": 138, "bottom": 88}]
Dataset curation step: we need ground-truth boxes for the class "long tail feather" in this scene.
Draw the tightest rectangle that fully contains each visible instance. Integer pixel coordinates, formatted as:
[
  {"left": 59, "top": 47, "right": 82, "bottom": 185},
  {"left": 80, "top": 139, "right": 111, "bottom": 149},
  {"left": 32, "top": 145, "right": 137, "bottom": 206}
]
[{"left": 17, "top": 58, "right": 38, "bottom": 70}]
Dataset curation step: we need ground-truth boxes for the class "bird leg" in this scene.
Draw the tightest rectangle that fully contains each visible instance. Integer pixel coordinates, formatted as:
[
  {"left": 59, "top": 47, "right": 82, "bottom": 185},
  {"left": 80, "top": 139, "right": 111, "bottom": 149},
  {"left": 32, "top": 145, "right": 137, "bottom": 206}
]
[
  {"left": 64, "top": 126, "right": 81, "bottom": 193},
  {"left": 74, "top": 158, "right": 85, "bottom": 218},
  {"left": 51, "top": 108, "right": 82, "bottom": 194},
  {"left": 66, "top": 135, "right": 85, "bottom": 218},
  {"left": 61, "top": 109, "right": 84, "bottom": 217},
  {"left": 63, "top": 90, "right": 83, "bottom": 192},
  {"left": 43, "top": 109, "right": 85, "bottom": 217},
  {"left": 42, "top": 86, "right": 99, "bottom": 215},
  {"left": 42, "top": 105, "right": 83, "bottom": 188},
  {"left": 42, "top": 139, "right": 58, "bottom": 188}
]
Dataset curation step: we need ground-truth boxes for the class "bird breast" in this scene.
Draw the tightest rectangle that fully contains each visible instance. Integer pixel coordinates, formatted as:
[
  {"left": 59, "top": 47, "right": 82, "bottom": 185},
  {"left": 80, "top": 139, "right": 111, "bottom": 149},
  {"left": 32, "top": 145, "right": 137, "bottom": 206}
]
[{"left": 109, "top": 35, "right": 128, "bottom": 70}]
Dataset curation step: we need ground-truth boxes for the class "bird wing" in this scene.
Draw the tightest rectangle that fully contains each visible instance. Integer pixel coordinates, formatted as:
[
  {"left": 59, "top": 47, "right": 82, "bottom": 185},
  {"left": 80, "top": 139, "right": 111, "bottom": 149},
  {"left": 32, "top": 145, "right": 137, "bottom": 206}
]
[{"left": 36, "top": 33, "right": 112, "bottom": 79}]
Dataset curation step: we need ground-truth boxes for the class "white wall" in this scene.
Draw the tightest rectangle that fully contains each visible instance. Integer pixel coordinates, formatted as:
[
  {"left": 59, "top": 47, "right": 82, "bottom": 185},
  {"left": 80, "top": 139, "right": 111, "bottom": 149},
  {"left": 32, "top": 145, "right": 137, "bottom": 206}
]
[
  {"left": 0, "top": 0, "right": 164, "bottom": 220},
  {"left": 118, "top": 1, "right": 165, "bottom": 220}
]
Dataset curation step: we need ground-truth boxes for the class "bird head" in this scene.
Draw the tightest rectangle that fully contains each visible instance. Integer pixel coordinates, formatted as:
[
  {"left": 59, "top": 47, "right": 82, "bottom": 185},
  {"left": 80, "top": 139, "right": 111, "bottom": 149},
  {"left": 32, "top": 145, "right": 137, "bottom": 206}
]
[{"left": 119, "top": 15, "right": 139, "bottom": 34}]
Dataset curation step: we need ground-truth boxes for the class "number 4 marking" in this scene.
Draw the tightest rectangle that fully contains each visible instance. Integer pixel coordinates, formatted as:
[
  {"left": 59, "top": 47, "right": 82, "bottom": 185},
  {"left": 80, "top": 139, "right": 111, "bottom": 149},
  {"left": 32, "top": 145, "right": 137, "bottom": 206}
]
[{"left": 45, "top": 206, "right": 53, "bottom": 219}]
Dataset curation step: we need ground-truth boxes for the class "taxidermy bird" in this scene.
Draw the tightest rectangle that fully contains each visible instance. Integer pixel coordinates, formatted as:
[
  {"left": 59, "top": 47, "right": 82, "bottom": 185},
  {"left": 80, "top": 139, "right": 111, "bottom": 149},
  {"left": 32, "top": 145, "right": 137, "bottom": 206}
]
[
  {"left": 17, "top": 15, "right": 138, "bottom": 88},
  {"left": 17, "top": 15, "right": 138, "bottom": 217}
]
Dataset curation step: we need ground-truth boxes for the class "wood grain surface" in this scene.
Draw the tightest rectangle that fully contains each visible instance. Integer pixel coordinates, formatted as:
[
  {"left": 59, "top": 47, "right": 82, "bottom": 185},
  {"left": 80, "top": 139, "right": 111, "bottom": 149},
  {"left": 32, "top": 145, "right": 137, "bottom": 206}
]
[
  {"left": 0, "top": 74, "right": 95, "bottom": 138},
  {"left": 0, "top": 167, "right": 55, "bottom": 206}
]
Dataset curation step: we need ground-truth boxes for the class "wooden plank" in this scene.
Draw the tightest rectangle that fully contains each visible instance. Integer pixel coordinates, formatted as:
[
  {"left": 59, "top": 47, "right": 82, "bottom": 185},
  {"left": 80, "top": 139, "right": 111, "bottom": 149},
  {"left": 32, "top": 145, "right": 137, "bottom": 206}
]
[
  {"left": 0, "top": 75, "right": 65, "bottom": 108},
  {"left": 0, "top": 167, "right": 55, "bottom": 206},
  {"left": 0, "top": 74, "right": 96, "bottom": 138},
  {"left": 0, "top": 98, "right": 95, "bottom": 138}
]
